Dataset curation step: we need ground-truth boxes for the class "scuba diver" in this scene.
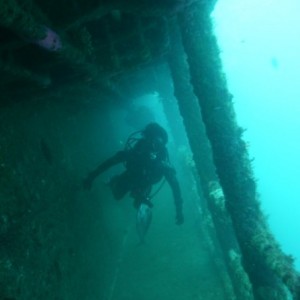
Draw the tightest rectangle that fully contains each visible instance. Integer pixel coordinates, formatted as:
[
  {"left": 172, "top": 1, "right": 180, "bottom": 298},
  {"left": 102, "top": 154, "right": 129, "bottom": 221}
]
[{"left": 83, "top": 123, "right": 184, "bottom": 241}]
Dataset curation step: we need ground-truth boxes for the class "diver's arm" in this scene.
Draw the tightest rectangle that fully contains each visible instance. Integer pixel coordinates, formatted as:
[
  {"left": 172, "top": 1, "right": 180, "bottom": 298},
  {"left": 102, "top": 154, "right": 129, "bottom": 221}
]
[
  {"left": 164, "top": 167, "right": 184, "bottom": 225},
  {"left": 83, "top": 151, "right": 127, "bottom": 190}
]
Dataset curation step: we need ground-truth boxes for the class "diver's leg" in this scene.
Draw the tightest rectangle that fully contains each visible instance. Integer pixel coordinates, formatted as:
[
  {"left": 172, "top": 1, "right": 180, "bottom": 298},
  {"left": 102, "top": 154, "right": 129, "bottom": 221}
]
[
  {"left": 109, "top": 172, "right": 130, "bottom": 200},
  {"left": 131, "top": 186, "right": 153, "bottom": 209}
]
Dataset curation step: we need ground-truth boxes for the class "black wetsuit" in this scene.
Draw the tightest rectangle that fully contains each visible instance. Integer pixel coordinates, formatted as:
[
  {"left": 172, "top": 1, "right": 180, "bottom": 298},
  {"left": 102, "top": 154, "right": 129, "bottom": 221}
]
[{"left": 87, "top": 138, "right": 183, "bottom": 215}]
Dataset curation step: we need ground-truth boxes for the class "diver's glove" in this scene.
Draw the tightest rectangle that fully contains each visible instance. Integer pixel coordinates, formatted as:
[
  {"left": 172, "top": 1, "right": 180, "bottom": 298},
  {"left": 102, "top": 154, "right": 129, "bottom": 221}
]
[{"left": 176, "top": 210, "right": 184, "bottom": 225}]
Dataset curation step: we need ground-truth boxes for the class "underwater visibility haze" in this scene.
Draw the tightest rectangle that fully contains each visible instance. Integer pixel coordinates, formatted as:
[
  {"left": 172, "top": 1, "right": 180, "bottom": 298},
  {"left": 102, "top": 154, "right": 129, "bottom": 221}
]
[
  {"left": 1, "top": 0, "right": 300, "bottom": 299},
  {"left": 213, "top": 0, "right": 300, "bottom": 271}
]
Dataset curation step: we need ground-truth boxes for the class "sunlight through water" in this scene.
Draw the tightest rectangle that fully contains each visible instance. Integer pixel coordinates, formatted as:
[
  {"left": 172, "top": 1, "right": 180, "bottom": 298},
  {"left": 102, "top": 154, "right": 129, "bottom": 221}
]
[{"left": 212, "top": 0, "right": 300, "bottom": 270}]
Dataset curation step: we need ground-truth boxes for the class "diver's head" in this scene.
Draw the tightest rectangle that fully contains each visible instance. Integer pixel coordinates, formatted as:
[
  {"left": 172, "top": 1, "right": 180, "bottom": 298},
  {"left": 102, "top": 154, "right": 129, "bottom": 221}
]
[{"left": 142, "top": 122, "right": 168, "bottom": 145}]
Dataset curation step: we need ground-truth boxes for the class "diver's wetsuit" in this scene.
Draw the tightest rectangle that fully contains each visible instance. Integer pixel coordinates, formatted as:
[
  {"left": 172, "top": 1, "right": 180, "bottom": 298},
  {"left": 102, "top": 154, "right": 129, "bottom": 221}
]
[{"left": 86, "top": 138, "right": 183, "bottom": 217}]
